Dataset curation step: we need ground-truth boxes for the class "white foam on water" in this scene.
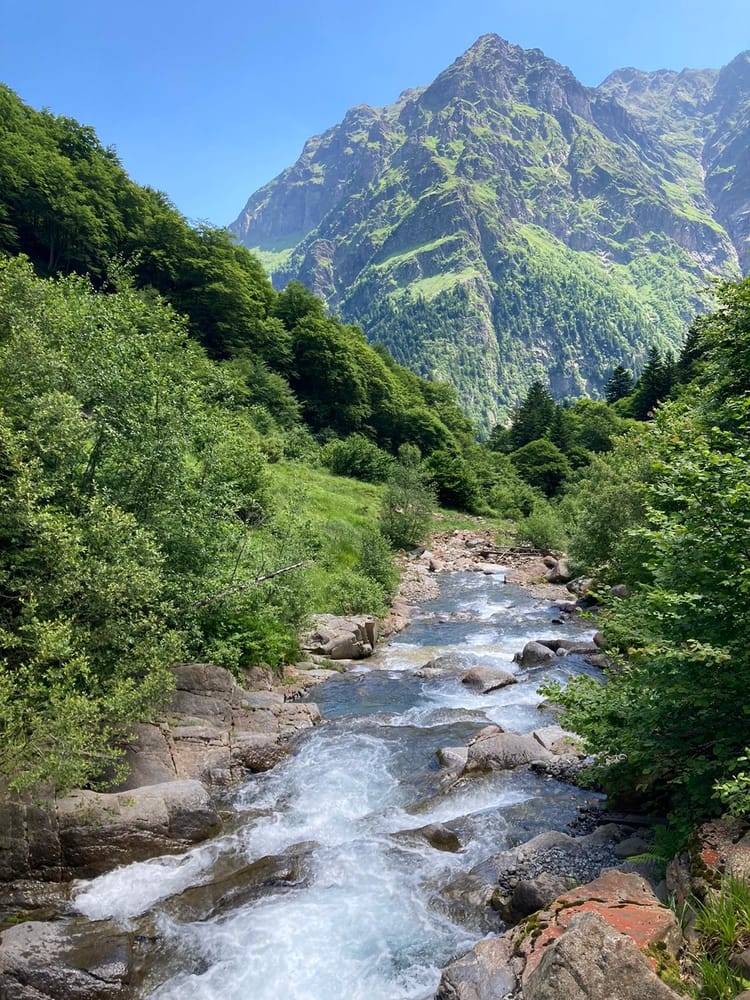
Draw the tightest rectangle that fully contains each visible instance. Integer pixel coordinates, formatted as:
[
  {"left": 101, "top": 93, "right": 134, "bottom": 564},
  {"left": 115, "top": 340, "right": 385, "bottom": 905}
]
[
  {"left": 150, "top": 832, "right": 476, "bottom": 1000},
  {"left": 73, "top": 835, "right": 240, "bottom": 922}
]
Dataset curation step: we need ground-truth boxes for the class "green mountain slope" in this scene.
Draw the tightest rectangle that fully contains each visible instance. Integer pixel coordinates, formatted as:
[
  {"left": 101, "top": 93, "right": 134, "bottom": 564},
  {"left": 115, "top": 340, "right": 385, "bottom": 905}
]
[{"left": 231, "top": 35, "right": 748, "bottom": 428}]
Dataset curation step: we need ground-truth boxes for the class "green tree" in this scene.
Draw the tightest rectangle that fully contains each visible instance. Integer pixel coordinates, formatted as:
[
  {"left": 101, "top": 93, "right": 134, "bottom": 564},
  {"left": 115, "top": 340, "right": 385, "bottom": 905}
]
[
  {"left": 604, "top": 364, "right": 634, "bottom": 403},
  {"left": 509, "top": 381, "right": 556, "bottom": 448},
  {"left": 509, "top": 438, "right": 571, "bottom": 497}
]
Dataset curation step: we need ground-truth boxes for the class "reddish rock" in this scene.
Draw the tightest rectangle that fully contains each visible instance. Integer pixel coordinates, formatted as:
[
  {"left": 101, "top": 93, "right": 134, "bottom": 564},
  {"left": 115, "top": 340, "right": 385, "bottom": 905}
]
[{"left": 514, "top": 870, "right": 683, "bottom": 984}]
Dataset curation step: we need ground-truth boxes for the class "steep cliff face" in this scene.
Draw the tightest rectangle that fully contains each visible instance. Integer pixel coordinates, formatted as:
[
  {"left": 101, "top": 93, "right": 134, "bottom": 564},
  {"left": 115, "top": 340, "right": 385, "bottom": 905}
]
[{"left": 231, "top": 35, "right": 748, "bottom": 426}]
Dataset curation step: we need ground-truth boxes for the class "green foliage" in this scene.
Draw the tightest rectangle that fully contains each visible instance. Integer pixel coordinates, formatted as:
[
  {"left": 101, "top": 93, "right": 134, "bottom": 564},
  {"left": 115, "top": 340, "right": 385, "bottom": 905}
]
[
  {"left": 0, "top": 258, "right": 314, "bottom": 790},
  {"left": 510, "top": 381, "right": 556, "bottom": 449},
  {"left": 605, "top": 364, "right": 635, "bottom": 403},
  {"left": 515, "top": 500, "right": 568, "bottom": 551},
  {"left": 509, "top": 439, "right": 571, "bottom": 497},
  {"left": 691, "top": 879, "right": 750, "bottom": 1000},
  {"left": 320, "top": 434, "right": 393, "bottom": 483},
  {"left": 565, "top": 431, "right": 655, "bottom": 578},
  {"left": 379, "top": 448, "right": 436, "bottom": 549},
  {"left": 424, "top": 449, "right": 482, "bottom": 512},
  {"left": 545, "top": 276, "right": 750, "bottom": 821}
]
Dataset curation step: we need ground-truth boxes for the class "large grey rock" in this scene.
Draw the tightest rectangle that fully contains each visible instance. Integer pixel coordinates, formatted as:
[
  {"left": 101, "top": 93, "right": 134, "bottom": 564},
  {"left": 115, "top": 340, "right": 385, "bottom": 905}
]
[
  {"left": 509, "top": 871, "right": 575, "bottom": 919},
  {"left": 531, "top": 726, "right": 580, "bottom": 754},
  {"left": 437, "top": 746, "right": 469, "bottom": 769},
  {"left": 435, "top": 936, "right": 519, "bottom": 1000},
  {"left": 0, "top": 918, "right": 154, "bottom": 999},
  {"left": 516, "top": 642, "right": 556, "bottom": 667},
  {"left": 56, "top": 781, "right": 221, "bottom": 877},
  {"left": 545, "top": 559, "right": 572, "bottom": 584},
  {"left": 466, "top": 732, "right": 552, "bottom": 771},
  {"left": 523, "top": 909, "right": 682, "bottom": 1000},
  {"left": 461, "top": 666, "right": 517, "bottom": 693}
]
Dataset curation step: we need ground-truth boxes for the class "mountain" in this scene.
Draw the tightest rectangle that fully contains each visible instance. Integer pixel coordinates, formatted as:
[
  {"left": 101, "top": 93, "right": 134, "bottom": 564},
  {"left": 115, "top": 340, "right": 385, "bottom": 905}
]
[{"left": 230, "top": 35, "right": 749, "bottom": 428}]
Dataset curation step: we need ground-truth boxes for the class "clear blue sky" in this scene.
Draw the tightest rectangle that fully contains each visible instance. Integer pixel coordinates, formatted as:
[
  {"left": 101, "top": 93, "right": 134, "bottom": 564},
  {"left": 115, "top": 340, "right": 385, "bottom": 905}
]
[{"left": 2, "top": 0, "right": 749, "bottom": 226}]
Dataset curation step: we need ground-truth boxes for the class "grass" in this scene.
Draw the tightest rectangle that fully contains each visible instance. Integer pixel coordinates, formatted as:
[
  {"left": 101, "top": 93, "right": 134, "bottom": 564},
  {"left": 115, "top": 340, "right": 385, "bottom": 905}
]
[{"left": 688, "top": 879, "right": 750, "bottom": 999}]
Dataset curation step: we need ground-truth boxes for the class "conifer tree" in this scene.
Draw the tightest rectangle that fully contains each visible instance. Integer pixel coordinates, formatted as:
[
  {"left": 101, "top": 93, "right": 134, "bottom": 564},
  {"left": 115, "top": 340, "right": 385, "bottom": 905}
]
[
  {"left": 604, "top": 364, "right": 634, "bottom": 403},
  {"left": 509, "top": 381, "right": 555, "bottom": 449}
]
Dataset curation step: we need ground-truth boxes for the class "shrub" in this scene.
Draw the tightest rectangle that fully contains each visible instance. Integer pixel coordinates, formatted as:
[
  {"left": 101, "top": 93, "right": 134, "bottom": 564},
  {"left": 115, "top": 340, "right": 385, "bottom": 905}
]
[
  {"left": 320, "top": 434, "right": 393, "bottom": 482},
  {"left": 380, "top": 459, "right": 435, "bottom": 550},
  {"left": 515, "top": 500, "right": 567, "bottom": 551}
]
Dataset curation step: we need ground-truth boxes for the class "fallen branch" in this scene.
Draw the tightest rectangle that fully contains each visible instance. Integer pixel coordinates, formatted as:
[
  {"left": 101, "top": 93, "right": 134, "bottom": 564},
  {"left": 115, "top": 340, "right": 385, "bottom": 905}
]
[{"left": 188, "top": 561, "right": 308, "bottom": 609}]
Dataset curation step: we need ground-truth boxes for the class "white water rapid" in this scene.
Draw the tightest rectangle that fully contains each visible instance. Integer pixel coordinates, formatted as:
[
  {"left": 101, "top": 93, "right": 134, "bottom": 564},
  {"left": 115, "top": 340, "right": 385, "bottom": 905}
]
[{"left": 73, "top": 572, "right": 602, "bottom": 999}]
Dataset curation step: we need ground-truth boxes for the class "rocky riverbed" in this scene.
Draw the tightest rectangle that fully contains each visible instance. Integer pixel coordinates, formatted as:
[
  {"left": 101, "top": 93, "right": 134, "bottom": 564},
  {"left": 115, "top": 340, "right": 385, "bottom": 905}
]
[{"left": 0, "top": 531, "right": 717, "bottom": 999}]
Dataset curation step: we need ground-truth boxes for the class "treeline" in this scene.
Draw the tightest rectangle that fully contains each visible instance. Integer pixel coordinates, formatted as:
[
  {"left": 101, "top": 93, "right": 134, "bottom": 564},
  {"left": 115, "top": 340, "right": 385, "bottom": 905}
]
[{"left": 0, "top": 84, "right": 472, "bottom": 461}]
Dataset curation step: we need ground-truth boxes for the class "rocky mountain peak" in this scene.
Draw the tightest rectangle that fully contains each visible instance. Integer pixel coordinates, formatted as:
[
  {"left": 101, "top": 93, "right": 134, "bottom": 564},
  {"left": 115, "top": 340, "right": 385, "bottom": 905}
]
[{"left": 230, "top": 37, "right": 748, "bottom": 427}]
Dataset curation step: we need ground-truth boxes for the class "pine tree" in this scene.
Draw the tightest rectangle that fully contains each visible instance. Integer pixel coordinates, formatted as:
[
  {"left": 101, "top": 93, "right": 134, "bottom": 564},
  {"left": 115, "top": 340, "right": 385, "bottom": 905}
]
[
  {"left": 509, "top": 381, "right": 555, "bottom": 449},
  {"left": 632, "top": 346, "right": 666, "bottom": 419},
  {"left": 604, "top": 364, "right": 634, "bottom": 404}
]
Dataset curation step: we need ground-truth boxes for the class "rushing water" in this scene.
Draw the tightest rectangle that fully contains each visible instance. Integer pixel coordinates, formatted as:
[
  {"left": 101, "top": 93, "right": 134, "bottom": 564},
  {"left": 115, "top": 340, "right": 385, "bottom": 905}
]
[{"left": 73, "top": 572, "right": 604, "bottom": 999}]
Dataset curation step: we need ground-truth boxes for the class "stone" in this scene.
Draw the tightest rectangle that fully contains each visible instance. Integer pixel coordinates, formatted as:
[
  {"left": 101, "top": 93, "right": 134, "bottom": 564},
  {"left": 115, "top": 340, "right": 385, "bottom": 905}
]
[
  {"left": 554, "top": 600, "right": 578, "bottom": 614},
  {"left": 476, "top": 563, "right": 507, "bottom": 576},
  {"left": 523, "top": 910, "right": 683, "bottom": 1000},
  {"left": 509, "top": 872, "right": 575, "bottom": 919},
  {"left": 460, "top": 666, "right": 517, "bottom": 693},
  {"left": 300, "top": 614, "right": 377, "bottom": 659},
  {"left": 531, "top": 726, "right": 580, "bottom": 754},
  {"left": 0, "top": 918, "right": 155, "bottom": 999},
  {"left": 466, "top": 732, "right": 552, "bottom": 771},
  {"left": 545, "top": 559, "right": 572, "bottom": 584},
  {"left": 437, "top": 747, "right": 469, "bottom": 769},
  {"left": 416, "top": 652, "right": 474, "bottom": 676},
  {"left": 613, "top": 835, "right": 650, "bottom": 859},
  {"left": 55, "top": 781, "right": 221, "bottom": 877},
  {"left": 435, "top": 936, "right": 519, "bottom": 1000},
  {"left": 394, "top": 823, "right": 461, "bottom": 853},
  {"left": 610, "top": 583, "right": 629, "bottom": 598},
  {"left": 515, "top": 870, "right": 683, "bottom": 986},
  {"left": 543, "top": 555, "right": 558, "bottom": 568},
  {"left": 516, "top": 641, "right": 556, "bottom": 667}
]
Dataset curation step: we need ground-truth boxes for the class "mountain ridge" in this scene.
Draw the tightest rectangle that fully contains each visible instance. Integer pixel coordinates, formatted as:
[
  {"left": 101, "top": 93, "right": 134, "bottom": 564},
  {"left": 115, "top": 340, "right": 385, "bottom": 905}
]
[{"left": 231, "top": 34, "right": 749, "bottom": 427}]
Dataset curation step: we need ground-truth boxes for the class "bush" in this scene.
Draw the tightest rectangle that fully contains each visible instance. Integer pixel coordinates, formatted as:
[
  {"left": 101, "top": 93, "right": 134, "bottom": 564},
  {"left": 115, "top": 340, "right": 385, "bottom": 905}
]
[
  {"left": 423, "top": 449, "right": 481, "bottom": 511},
  {"left": 515, "top": 500, "right": 567, "bottom": 551},
  {"left": 380, "top": 458, "right": 435, "bottom": 550},
  {"left": 358, "top": 526, "right": 397, "bottom": 597},
  {"left": 320, "top": 434, "right": 393, "bottom": 482},
  {"left": 321, "top": 570, "right": 389, "bottom": 616}
]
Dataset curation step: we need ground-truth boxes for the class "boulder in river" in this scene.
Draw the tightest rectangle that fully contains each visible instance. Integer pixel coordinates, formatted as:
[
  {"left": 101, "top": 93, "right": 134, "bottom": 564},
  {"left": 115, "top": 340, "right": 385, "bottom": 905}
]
[
  {"left": 460, "top": 666, "right": 517, "bottom": 693},
  {"left": 515, "top": 641, "right": 557, "bottom": 667},
  {"left": 0, "top": 916, "right": 156, "bottom": 998},
  {"left": 392, "top": 823, "right": 461, "bottom": 853},
  {"left": 465, "top": 732, "right": 552, "bottom": 772},
  {"left": 415, "top": 652, "right": 474, "bottom": 677}
]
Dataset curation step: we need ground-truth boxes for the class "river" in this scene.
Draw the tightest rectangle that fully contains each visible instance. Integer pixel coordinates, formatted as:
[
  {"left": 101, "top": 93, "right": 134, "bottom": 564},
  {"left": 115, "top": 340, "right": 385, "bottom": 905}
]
[{"left": 73, "top": 570, "right": 604, "bottom": 999}]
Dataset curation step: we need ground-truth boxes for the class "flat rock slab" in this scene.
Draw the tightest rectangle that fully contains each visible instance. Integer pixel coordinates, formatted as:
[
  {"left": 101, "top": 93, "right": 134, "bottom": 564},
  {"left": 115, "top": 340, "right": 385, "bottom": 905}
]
[{"left": 466, "top": 732, "right": 552, "bottom": 771}]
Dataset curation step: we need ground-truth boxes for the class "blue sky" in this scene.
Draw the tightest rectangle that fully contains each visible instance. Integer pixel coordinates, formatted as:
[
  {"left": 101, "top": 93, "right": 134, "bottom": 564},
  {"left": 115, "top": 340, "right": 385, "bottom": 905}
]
[{"left": 2, "top": 0, "right": 749, "bottom": 226}]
